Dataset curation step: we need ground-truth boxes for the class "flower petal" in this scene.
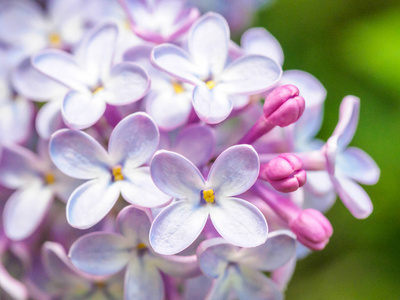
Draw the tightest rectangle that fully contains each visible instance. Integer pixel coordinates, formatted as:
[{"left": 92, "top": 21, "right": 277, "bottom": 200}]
[
  {"left": 50, "top": 129, "right": 109, "bottom": 180},
  {"left": 210, "top": 197, "right": 268, "bottom": 248},
  {"left": 3, "top": 182, "right": 53, "bottom": 240},
  {"left": 32, "top": 49, "right": 90, "bottom": 91},
  {"left": 117, "top": 206, "right": 152, "bottom": 245},
  {"left": 124, "top": 257, "right": 164, "bottom": 300},
  {"left": 337, "top": 147, "right": 380, "bottom": 185},
  {"left": 108, "top": 112, "right": 159, "bottom": 168},
  {"left": 332, "top": 175, "right": 373, "bottom": 219},
  {"left": 104, "top": 62, "right": 150, "bottom": 105},
  {"left": 0, "top": 263, "right": 28, "bottom": 300},
  {"left": 239, "top": 230, "right": 296, "bottom": 271},
  {"left": 150, "top": 150, "right": 205, "bottom": 199},
  {"left": 69, "top": 232, "right": 131, "bottom": 276},
  {"left": 36, "top": 99, "right": 64, "bottom": 139},
  {"left": 332, "top": 95, "right": 360, "bottom": 150},
  {"left": 66, "top": 178, "right": 120, "bottom": 229},
  {"left": 218, "top": 55, "right": 282, "bottom": 95},
  {"left": 207, "top": 145, "right": 259, "bottom": 197},
  {"left": 174, "top": 124, "right": 215, "bottom": 167},
  {"left": 192, "top": 84, "right": 232, "bottom": 124},
  {"left": 149, "top": 201, "right": 208, "bottom": 255},
  {"left": 120, "top": 167, "right": 171, "bottom": 208},
  {"left": 152, "top": 254, "right": 200, "bottom": 278},
  {"left": 62, "top": 90, "right": 107, "bottom": 129},
  {"left": 151, "top": 43, "right": 201, "bottom": 85},
  {"left": 188, "top": 12, "right": 229, "bottom": 77},
  {"left": 0, "top": 145, "right": 40, "bottom": 189},
  {"left": 241, "top": 27, "right": 284, "bottom": 66}
]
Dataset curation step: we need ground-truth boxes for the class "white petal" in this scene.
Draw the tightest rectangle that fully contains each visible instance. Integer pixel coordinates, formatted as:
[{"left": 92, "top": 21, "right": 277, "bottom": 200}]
[{"left": 36, "top": 99, "right": 64, "bottom": 139}]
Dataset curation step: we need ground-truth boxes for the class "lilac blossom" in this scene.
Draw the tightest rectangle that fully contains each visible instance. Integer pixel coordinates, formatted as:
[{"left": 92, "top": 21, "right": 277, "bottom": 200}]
[
  {"left": 151, "top": 12, "right": 282, "bottom": 123},
  {"left": 70, "top": 206, "right": 200, "bottom": 300},
  {"left": 32, "top": 22, "right": 150, "bottom": 129},
  {"left": 149, "top": 144, "right": 268, "bottom": 255},
  {"left": 197, "top": 230, "right": 296, "bottom": 300},
  {"left": 50, "top": 112, "right": 170, "bottom": 229}
]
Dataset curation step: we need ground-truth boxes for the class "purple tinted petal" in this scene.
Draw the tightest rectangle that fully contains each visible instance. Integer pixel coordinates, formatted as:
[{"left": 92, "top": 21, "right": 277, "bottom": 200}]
[
  {"left": 241, "top": 27, "right": 284, "bottom": 66},
  {"left": 192, "top": 84, "right": 232, "bottom": 124},
  {"left": 272, "top": 256, "right": 297, "bottom": 292},
  {"left": 12, "top": 57, "right": 67, "bottom": 101},
  {"left": 184, "top": 275, "right": 213, "bottom": 300},
  {"left": 150, "top": 150, "right": 205, "bottom": 199},
  {"left": 0, "top": 263, "right": 28, "bottom": 300},
  {"left": 174, "top": 124, "right": 215, "bottom": 167},
  {"left": 117, "top": 206, "right": 152, "bottom": 245},
  {"left": 66, "top": 178, "right": 120, "bottom": 229},
  {"left": 219, "top": 55, "right": 282, "bottom": 95},
  {"left": 206, "top": 268, "right": 236, "bottom": 300},
  {"left": 151, "top": 43, "right": 201, "bottom": 85},
  {"left": 207, "top": 145, "right": 259, "bottom": 197},
  {"left": 78, "top": 23, "right": 118, "bottom": 83},
  {"left": 153, "top": 254, "right": 200, "bottom": 278},
  {"left": 50, "top": 129, "right": 109, "bottom": 179},
  {"left": 337, "top": 147, "right": 380, "bottom": 185},
  {"left": 123, "top": 44, "right": 155, "bottom": 75},
  {"left": 104, "top": 62, "right": 150, "bottom": 105},
  {"left": 62, "top": 90, "right": 107, "bottom": 129},
  {"left": 332, "top": 96, "right": 360, "bottom": 150},
  {"left": 210, "top": 197, "right": 268, "bottom": 248},
  {"left": 120, "top": 167, "right": 171, "bottom": 208},
  {"left": 332, "top": 176, "right": 373, "bottom": 219},
  {"left": 149, "top": 201, "right": 208, "bottom": 255},
  {"left": 36, "top": 99, "right": 64, "bottom": 139},
  {"left": 189, "top": 12, "right": 229, "bottom": 77},
  {"left": 32, "top": 50, "right": 89, "bottom": 91},
  {"left": 0, "top": 145, "right": 40, "bottom": 189},
  {"left": 108, "top": 112, "right": 159, "bottom": 168},
  {"left": 69, "top": 232, "right": 131, "bottom": 276},
  {"left": 124, "top": 257, "right": 164, "bottom": 300},
  {"left": 239, "top": 230, "right": 296, "bottom": 272},
  {"left": 4, "top": 182, "right": 53, "bottom": 240}
]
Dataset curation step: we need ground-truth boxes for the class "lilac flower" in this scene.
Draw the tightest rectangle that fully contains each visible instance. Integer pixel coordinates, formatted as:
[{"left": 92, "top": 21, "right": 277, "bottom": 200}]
[
  {"left": 0, "top": 142, "right": 80, "bottom": 241},
  {"left": 50, "top": 112, "right": 170, "bottom": 229},
  {"left": 151, "top": 13, "right": 282, "bottom": 124},
  {"left": 149, "top": 144, "right": 268, "bottom": 255},
  {"left": 197, "top": 230, "right": 296, "bottom": 300},
  {"left": 119, "top": 0, "right": 200, "bottom": 43},
  {"left": 69, "top": 206, "right": 200, "bottom": 300},
  {"left": 32, "top": 22, "right": 150, "bottom": 129}
]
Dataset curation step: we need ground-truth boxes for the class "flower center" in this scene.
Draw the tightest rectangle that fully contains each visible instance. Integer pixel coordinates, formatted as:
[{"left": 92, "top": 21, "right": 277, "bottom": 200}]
[
  {"left": 172, "top": 82, "right": 185, "bottom": 94},
  {"left": 44, "top": 173, "right": 55, "bottom": 185},
  {"left": 205, "top": 80, "right": 216, "bottom": 90},
  {"left": 202, "top": 189, "right": 215, "bottom": 203},
  {"left": 137, "top": 243, "right": 146, "bottom": 250},
  {"left": 48, "top": 33, "right": 61, "bottom": 47},
  {"left": 93, "top": 86, "right": 104, "bottom": 94},
  {"left": 95, "top": 281, "right": 106, "bottom": 290},
  {"left": 112, "top": 165, "right": 124, "bottom": 181}
]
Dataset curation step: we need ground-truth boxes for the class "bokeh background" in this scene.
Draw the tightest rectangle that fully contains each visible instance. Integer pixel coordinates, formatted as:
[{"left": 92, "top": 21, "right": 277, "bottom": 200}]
[{"left": 244, "top": 0, "right": 400, "bottom": 299}]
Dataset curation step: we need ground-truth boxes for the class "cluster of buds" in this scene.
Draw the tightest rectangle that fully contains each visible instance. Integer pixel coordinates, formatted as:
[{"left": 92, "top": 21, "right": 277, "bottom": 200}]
[{"left": 0, "top": 0, "right": 379, "bottom": 299}]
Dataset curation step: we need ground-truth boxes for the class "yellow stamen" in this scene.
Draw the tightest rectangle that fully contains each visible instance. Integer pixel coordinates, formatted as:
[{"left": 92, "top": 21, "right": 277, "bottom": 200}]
[
  {"left": 137, "top": 243, "right": 146, "bottom": 250},
  {"left": 49, "top": 33, "right": 61, "bottom": 47},
  {"left": 93, "top": 87, "right": 104, "bottom": 94},
  {"left": 44, "top": 173, "right": 55, "bottom": 185},
  {"left": 203, "top": 189, "right": 215, "bottom": 203},
  {"left": 95, "top": 281, "right": 106, "bottom": 289},
  {"left": 205, "top": 80, "right": 216, "bottom": 90},
  {"left": 124, "top": 20, "right": 131, "bottom": 30},
  {"left": 172, "top": 82, "right": 185, "bottom": 94},
  {"left": 112, "top": 165, "right": 124, "bottom": 181}
]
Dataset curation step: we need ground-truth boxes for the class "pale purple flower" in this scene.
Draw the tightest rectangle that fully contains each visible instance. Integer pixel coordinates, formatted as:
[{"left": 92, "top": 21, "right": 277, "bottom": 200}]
[
  {"left": 197, "top": 230, "right": 296, "bottom": 300},
  {"left": 151, "top": 12, "right": 282, "bottom": 124},
  {"left": 149, "top": 144, "right": 268, "bottom": 255},
  {"left": 32, "top": 22, "right": 150, "bottom": 129},
  {"left": 69, "top": 206, "right": 200, "bottom": 300},
  {"left": 50, "top": 112, "right": 170, "bottom": 229},
  {"left": 0, "top": 142, "right": 80, "bottom": 241},
  {"left": 119, "top": 0, "right": 200, "bottom": 43}
]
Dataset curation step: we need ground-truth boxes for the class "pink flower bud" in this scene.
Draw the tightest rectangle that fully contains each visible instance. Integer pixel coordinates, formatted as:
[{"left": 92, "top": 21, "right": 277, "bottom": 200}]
[
  {"left": 263, "top": 85, "right": 305, "bottom": 127},
  {"left": 260, "top": 153, "right": 307, "bottom": 193},
  {"left": 289, "top": 209, "right": 333, "bottom": 251}
]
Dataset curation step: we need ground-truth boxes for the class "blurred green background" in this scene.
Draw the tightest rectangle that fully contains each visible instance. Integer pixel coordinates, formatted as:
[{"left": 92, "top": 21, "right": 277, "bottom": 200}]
[{"left": 251, "top": 1, "right": 400, "bottom": 299}]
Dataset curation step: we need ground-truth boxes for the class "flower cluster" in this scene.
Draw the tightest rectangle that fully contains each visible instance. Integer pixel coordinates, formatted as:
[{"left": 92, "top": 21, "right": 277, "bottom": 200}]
[{"left": 0, "top": 0, "right": 379, "bottom": 299}]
